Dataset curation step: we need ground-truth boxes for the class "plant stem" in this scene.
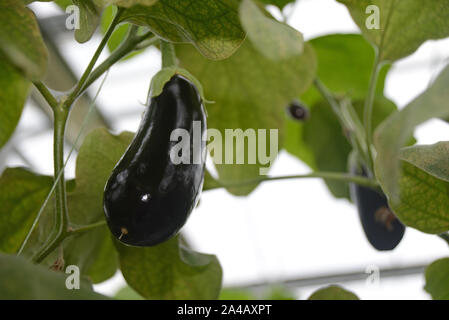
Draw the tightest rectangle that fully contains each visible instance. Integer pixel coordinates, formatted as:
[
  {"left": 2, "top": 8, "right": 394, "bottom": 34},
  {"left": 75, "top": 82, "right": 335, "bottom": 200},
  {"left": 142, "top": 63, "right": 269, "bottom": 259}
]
[
  {"left": 32, "top": 104, "right": 70, "bottom": 263},
  {"left": 314, "top": 78, "right": 346, "bottom": 125},
  {"left": 81, "top": 31, "right": 155, "bottom": 93},
  {"left": 314, "top": 79, "right": 370, "bottom": 166},
  {"left": 65, "top": 7, "right": 124, "bottom": 108},
  {"left": 363, "top": 52, "right": 381, "bottom": 174},
  {"left": 160, "top": 39, "right": 176, "bottom": 68},
  {"left": 33, "top": 81, "right": 58, "bottom": 110},
  {"left": 207, "top": 172, "right": 379, "bottom": 191},
  {"left": 69, "top": 221, "right": 107, "bottom": 236}
]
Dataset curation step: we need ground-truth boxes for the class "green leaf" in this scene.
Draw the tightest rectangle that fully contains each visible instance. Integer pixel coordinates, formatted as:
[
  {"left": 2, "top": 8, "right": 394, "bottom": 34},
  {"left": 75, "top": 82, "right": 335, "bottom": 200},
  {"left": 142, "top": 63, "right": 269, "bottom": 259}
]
[
  {"left": 285, "top": 34, "right": 389, "bottom": 171},
  {"left": 302, "top": 100, "right": 352, "bottom": 198},
  {"left": 387, "top": 160, "right": 449, "bottom": 234},
  {"left": 0, "top": 0, "right": 48, "bottom": 80},
  {"left": 121, "top": 0, "right": 245, "bottom": 60},
  {"left": 117, "top": 237, "right": 223, "bottom": 300},
  {"left": 381, "top": 142, "right": 449, "bottom": 234},
  {"left": 101, "top": 6, "right": 131, "bottom": 53},
  {"left": 308, "top": 285, "right": 359, "bottom": 300},
  {"left": 0, "top": 168, "right": 52, "bottom": 254},
  {"left": 73, "top": 0, "right": 102, "bottom": 43},
  {"left": 400, "top": 142, "right": 449, "bottom": 183},
  {"left": 149, "top": 66, "right": 207, "bottom": 103},
  {"left": 177, "top": 40, "right": 317, "bottom": 195},
  {"left": 115, "top": 285, "right": 144, "bottom": 300},
  {"left": 425, "top": 258, "right": 449, "bottom": 300},
  {"left": 374, "top": 65, "right": 449, "bottom": 205},
  {"left": 64, "top": 128, "right": 134, "bottom": 283},
  {"left": 337, "top": 0, "right": 449, "bottom": 62},
  {"left": 0, "top": 59, "right": 30, "bottom": 149},
  {"left": 0, "top": 253, "right": 109, "bottom": 299},
  {"left": 259, "top": 0, "right": 295, "bottom": 9},
  {"left": 112, "top": 0, "right": 158, "bottom": 7},
  {"left": 239, "top": 0, "right": 303, "bottom": 61},
  {"left": 203, "top": 170, "right": 221, "bottom": 191}
]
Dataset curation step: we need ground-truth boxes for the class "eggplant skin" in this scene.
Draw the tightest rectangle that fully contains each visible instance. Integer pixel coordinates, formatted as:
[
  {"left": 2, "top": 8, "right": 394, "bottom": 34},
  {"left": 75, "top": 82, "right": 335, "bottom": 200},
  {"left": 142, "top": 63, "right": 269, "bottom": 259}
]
[
  {"left": 287, "top": 100, "right": 309, "bottom": 121},
  {"left": 350, "top": 169, "right": 405, "bottom": 251},
  {"left": 103, "top": 75, "right": 206, "bottom": 247}
]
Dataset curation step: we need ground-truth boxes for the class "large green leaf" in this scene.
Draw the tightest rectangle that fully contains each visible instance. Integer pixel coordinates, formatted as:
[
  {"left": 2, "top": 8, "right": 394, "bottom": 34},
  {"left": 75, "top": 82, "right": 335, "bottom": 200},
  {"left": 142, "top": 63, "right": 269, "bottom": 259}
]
[
  {"left": 285, "top": 34, "right": 389, "bottom": 171},
  {"left": 117, "top": 237, "right": 223, "bottom": 300},
  {"left": 425, "top": 258, "right": 449, "bottom": 300},
  {"left": 382, "top": 143, "right": 449, "bottom": 234},
  {"left": 400, "top": 142, "right": 449, "bottom": 183},
  {"left": 177, "top": 40, "right": 317, "bottom": 195},
  {"left": 0, "top": 168, "right": 52, "bottom": 254},
  {"left": 337, "top": 0, "right": 449, "bottom": 62},
  {"left": 0, "top": 59, "right": 30, "bottom": 149},
  {"left": 0, "top": 253, "right": 108, "bottom": 299},
  {"left": 308, "top": 285, "right": 359, "bottom": 300},
  {"left": 121, "top": 0, "right": 245, "bottom": 60},
  {"left": 387, "top": 160, "right": 449, "bottom": 234},
  {"left": 64, "top": 128, "right": 134, "bottom": 283},
  {"left": 0, "top": 0, "right": 48, "bottom": 80},
  {"left": 239, "top": 0, "right": 303, "bottom": 61},
  {"left": 374, "top": 65, "right": 449, "bottom": 205}
]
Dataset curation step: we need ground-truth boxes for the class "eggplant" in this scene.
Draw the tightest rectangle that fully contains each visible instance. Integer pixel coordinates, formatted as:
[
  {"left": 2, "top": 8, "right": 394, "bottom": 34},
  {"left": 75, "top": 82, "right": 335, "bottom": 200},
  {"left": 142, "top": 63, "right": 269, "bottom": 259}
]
[{"left": 103, "top": 75, "right": 206, "bottom": 246}]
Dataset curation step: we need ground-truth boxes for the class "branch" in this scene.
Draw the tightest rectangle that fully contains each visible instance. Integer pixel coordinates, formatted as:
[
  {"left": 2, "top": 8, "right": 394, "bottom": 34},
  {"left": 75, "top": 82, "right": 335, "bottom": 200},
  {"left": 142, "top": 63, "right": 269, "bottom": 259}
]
[
  {"left": 81, "top": 31, "right": 155, "bottom": 93},
  {"left": 33, "top": 81, "right": 58, "bottom": 110},
  {"left": 65, "top": 7, "right": 125, "bottom": 108},
  {"left": 206, "top": 172, "right": 379, "bottom": 191},
  {"left": 363, "top": 52, "right": 382, "bottom": 174}
]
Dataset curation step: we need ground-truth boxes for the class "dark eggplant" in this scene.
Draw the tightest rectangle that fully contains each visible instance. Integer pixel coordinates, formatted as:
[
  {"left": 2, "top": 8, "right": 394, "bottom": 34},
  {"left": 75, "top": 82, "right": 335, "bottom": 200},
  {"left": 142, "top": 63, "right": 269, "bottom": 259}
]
[
  {"left": 350, "top": 167, "right": 405, "bottom": 251},
  {"left": 287, "top": 100, "right": 309, "bottom": 121},
  {"left": 103, "top": 75, "right": 206, "bottom": 247}
]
